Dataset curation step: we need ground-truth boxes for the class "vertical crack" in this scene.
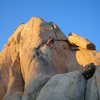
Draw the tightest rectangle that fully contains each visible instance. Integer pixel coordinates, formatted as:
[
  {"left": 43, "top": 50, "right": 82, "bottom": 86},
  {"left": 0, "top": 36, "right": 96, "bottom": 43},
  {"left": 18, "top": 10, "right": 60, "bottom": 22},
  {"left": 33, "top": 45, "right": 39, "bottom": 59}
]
[
  {"left": 84, "top": 80, "right": 87, "bottom": 100},
  {"left": 0, "top": 71, "right": 7, "bottom": 93},
  {"left": 95, "top": 75, "right": 100, "bottom": 100}
]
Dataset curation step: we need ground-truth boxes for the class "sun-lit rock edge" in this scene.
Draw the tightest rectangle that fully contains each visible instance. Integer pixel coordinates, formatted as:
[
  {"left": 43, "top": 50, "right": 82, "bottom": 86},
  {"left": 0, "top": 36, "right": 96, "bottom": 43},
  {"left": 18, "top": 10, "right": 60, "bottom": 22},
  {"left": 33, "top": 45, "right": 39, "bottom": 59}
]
[{"left": 0, "top": 16, "right": 100, "bottom": 100}]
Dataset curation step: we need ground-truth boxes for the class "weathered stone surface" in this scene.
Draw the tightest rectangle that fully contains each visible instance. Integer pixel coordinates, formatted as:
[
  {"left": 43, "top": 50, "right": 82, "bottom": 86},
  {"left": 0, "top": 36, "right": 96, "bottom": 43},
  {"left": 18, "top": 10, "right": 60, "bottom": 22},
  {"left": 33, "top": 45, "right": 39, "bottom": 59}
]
[
  {"left": 0, "top": 17, "right": 81, "bottom": 100},
  {"left": 76, "top": 50, "right": 100, "bottom": 66},
  {"left": 3, "top": 92, "right": 23, "bottom": 100},
  {"left": 19, "top": 17, "right": 81, "bottom": 100},
  {"left": 36, "top": 68, "right": 100, "bottom": 100},
  {"left": 85, "top": 67, "right": 100, "bottom": 100},
  {"left": 68, "top": 33, "right": 96, "bottom": 50},
  {"left": 0, "top": 24, "right": 24, "bottom": 100},
  {"left": 36, "top": 71, "right": 86, "bottom": 100},
  {"left": 0, "top": 16, "right": 100, "bottom": 100}
]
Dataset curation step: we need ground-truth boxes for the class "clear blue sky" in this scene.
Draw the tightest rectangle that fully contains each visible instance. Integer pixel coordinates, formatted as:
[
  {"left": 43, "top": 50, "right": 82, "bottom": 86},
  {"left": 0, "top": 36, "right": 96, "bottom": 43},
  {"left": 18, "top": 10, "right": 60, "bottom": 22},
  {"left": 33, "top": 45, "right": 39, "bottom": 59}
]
[{"left": 0, "top": 0, "right": 100, "bottom": 51}]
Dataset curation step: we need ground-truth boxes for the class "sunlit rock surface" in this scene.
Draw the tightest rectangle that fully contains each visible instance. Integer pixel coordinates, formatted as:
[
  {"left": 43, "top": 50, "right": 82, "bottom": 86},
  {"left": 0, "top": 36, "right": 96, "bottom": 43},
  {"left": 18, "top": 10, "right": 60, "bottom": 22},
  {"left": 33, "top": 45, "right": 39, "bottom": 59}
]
[{"left": 0, "top": 17, "right": 100, "bottom": 100}]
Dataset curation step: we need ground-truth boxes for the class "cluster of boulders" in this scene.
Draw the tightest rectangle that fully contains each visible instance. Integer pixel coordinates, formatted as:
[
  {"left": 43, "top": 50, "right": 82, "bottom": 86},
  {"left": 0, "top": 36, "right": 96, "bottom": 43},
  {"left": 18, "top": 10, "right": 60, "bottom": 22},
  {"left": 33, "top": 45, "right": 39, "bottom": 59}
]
[{"left": 0, "top": 17, "right": 100, "bottom": 100}]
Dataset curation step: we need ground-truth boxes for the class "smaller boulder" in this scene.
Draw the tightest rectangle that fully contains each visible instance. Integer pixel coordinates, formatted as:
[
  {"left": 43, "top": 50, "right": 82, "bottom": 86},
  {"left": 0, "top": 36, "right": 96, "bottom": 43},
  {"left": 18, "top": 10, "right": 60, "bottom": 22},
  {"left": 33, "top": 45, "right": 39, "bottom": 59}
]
[{"left": 68, "top": 33, "right": 96, "bottom": 50}]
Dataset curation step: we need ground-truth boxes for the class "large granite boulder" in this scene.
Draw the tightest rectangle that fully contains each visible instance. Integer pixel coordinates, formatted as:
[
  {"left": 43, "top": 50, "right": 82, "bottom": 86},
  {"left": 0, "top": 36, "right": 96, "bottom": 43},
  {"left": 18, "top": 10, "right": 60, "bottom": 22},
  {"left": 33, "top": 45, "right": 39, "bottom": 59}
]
[
  {"left": 36, "top": 67, "right": 100, "bottom": 100},
  {"left": 0, "top": 17, "right": 100, "bottom": 100}
]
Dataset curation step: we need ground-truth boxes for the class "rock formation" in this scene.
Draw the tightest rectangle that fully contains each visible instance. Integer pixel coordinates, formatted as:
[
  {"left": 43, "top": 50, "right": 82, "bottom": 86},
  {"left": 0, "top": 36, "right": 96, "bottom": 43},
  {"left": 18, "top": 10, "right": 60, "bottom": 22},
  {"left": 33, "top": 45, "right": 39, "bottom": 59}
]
[{"left": 0, "top": 16, "right": 100, "bottom": 100}]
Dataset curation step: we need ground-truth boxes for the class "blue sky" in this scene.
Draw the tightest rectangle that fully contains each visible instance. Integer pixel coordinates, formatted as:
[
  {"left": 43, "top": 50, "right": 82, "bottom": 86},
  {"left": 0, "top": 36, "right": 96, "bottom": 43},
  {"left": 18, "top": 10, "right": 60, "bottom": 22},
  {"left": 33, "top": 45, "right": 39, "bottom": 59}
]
[{"left": 0, "top": 0, "right": 100, "bottom": 51}]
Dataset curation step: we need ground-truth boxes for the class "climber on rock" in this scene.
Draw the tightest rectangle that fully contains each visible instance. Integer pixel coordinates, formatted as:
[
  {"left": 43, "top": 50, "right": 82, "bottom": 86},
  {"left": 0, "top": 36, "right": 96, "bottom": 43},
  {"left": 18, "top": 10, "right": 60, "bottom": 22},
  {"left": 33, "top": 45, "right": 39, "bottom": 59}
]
[{"left": 46, "top": 37, "right": 54, "bottom": 48}]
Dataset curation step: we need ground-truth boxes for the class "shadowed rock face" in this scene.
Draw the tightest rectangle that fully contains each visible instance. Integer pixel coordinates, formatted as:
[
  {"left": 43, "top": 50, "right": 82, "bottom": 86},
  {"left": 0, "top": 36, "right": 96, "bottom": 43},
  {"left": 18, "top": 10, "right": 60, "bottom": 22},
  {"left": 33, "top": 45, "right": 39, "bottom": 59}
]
[{"left": 0, "top": 17, "right": 100, "bottom": 100}]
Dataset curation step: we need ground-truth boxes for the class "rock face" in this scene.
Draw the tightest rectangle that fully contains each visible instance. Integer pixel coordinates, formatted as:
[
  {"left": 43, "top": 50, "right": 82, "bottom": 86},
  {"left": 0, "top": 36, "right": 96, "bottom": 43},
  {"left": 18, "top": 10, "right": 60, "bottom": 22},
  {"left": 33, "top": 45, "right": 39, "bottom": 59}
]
[
  {"left": 36, "top": 67, "right": 100, "bottom": 100},
  {"left": 68, "top": 33, "right": 96, "bottom": 50},
  {"left": 0, "top": 16, "right": 100, "bottom": 100},
  {"left": 36, "top": 71, "right": 86, "bottom": 100}
]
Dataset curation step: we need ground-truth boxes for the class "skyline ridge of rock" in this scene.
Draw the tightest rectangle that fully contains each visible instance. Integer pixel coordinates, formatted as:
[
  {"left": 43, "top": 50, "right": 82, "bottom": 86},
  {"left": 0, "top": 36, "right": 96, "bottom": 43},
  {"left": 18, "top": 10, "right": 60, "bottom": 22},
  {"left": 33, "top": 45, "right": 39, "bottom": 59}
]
[{"left": 0, "top": 16, "right": 100, "bottom": 100}]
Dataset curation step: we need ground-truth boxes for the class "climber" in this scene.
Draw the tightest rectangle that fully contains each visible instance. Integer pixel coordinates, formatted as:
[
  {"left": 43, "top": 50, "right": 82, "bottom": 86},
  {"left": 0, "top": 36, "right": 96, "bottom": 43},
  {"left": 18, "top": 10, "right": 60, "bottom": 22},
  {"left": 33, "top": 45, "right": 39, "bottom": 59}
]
[{"left": 46, "top": 37, "right": 54, "bottom": 48}]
